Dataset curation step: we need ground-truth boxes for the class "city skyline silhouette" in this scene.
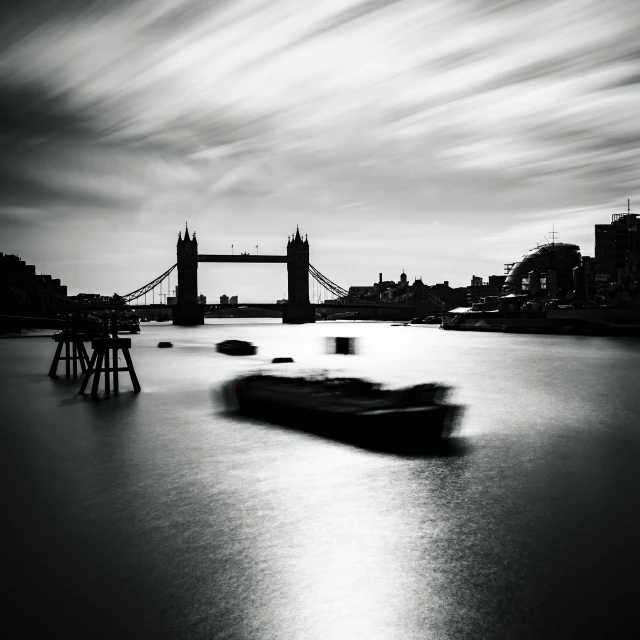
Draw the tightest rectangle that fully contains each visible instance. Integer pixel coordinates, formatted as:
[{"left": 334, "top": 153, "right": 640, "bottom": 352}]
[{"left": 1, "top": 0, "right": 639, "bottom": 301}]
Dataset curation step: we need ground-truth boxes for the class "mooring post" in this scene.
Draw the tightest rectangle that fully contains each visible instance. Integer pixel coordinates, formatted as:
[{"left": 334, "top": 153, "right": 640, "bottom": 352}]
[
  {"left": 78, "top": 312, "right": 141, "bottom": 397},
  {"left": 48, "top": 313, "right": 91, "bottom": 378},
  {"left": 111, "top": 312, "right": 119, "bottom": 392},
  {"left": 48, "top": 339, "right": 64, "bottom": 377},
  {"left": 65, "top": 316, "right": 71, "bottom": 378},
  {"left": 71, "top": 313, "right": 78, "bottom": 377}
]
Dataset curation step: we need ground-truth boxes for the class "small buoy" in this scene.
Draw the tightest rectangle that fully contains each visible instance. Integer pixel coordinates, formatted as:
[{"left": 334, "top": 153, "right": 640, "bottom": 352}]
[
  {"left": 272, "top": 357, "right": 294, "bottom": 363},
  {"left": 157, "top": 341, "right": 173, "bottom": 348}
]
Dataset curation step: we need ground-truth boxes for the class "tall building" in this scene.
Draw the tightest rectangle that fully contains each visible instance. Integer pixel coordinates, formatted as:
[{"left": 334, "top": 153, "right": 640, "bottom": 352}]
[
  {"left": 229, "top": 295, "right": 238, "bottom": 305},
  {"left": 467, "top": 275, "right": 507, "bottom": 304},
  {"left": 220, "top": 294, "right": 229, "bottom": 304},
  {"left": 349, "top": 285, "right": 376, "bottom": 298},
  {"left": 581, "top": 256, "right": 596, "bottom": 297},
  {"left": 595, "top": 203, "right": 639, "bottom": 285},
  {"left": 429, "top": 281, "right": 467, "bottom": 309},
  {"left": 1, "top": 252, "right": 68, "bottom": 315}
]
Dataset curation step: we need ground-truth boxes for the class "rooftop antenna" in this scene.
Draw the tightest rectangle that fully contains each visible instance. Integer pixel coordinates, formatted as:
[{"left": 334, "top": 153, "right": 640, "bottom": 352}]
[
  {"left": 549, "top": 226, "right": 558, "bottom": 246},
  {"left": 628, "top": 198, "right": 631, "bottom": 214}
]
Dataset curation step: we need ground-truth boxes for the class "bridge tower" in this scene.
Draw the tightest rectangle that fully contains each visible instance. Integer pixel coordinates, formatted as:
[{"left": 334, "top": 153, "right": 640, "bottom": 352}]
[
  {"left": 174, "top": 225, "right": 204, "bottom": 325},
  {"left": 284, "top": 227, "right": 315, "bottom": 324}
]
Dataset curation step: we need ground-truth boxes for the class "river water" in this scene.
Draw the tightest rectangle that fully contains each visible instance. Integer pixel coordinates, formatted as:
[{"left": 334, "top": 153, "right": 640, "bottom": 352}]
[{"left": 2, "top": 320, "right": 639, "bottom": 639}]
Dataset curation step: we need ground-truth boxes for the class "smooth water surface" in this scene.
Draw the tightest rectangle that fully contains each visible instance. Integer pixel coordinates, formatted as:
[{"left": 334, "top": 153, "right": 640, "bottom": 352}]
[{"left": 2, "top": 320, "right": 639, "bottom": 638}]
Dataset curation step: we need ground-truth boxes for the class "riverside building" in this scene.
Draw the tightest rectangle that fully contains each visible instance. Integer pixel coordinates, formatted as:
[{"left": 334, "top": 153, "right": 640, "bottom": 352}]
[
  {"left": 502, "top": 243, "right": 582, "bottom": 298},
  {"left": 595, "top": 201, "right": 639, "bottom": 286}
]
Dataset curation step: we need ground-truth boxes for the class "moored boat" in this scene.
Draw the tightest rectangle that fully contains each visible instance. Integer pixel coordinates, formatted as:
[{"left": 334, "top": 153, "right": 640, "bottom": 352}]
[
  {"left": 411, "top": 316, "right": 441, "bottom": 325},
  {"left": 117, "top": 312, "right": 141, "bottom": 334},
  {"left": 441, "top": 304, "right": 640, "bottom": 335}
]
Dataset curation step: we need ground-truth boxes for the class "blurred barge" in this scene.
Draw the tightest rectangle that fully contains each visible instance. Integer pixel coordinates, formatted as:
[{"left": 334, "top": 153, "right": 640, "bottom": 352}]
[{"left": 231, "top": 375, "right": 461, "bottom": 450}]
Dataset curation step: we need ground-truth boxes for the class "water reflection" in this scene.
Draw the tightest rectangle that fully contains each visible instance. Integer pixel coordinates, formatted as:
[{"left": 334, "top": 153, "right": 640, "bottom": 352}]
[{"left": 2, "top": 321, "right": 640, "bottom": 638}]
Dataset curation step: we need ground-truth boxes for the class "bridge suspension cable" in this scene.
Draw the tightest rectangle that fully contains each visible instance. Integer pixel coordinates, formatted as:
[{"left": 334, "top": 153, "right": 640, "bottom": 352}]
[
  {"left": 120, "top": 264, "right": 177, "bottom": 303},
  {"left": 308, "top": 264, "right": 348, "bottom": 299}
]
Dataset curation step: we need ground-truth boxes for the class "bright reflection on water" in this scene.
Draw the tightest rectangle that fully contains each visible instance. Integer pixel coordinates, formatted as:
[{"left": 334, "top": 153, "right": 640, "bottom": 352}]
[{"left": 2, "top": 319, "right": 640, "bottom": 639}]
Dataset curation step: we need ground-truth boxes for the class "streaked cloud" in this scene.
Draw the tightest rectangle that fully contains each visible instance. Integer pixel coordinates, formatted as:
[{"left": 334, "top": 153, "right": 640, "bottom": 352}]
[{"left": 1, "top": 0, "right": 640, "bottom": 298}]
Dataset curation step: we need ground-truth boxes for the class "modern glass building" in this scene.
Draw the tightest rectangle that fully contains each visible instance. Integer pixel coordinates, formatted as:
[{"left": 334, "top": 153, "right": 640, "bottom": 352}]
[{"left": 502, "top": 243, "right": 582, "bottom": 296}]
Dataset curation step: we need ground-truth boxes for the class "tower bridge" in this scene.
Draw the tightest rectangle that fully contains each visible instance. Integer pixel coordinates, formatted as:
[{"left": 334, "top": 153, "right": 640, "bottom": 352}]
[
  {"left": 175, "top": 225, "right": 314, "bottom": 324},
  {"left": 52, "top": 226, "right": 425, "bottom": 323},
  {"left": 3, "top": 227, "right": 437, "bottom": 324}
]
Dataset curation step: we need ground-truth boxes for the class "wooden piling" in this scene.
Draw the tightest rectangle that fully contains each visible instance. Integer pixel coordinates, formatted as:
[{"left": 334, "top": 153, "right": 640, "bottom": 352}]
[
  {"left": 71, "top": 312, "right": 142, "bottom": 397},
  {"left": 48, "top": 315, "right": 91, "bottom": 378},
  {"left": 79, "top": 337, "right": 141, "bottom": 397}
]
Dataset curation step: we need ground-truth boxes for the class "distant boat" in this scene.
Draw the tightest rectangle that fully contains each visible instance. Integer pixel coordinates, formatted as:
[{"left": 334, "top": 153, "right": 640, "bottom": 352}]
[
  {"left": 410, "top": 316, "right": 440, "bottom": 324},
  {"left": 216, "top": 340, "right": 257, "bottom": 356},
  {"left": 117, "top": 313, "right": 141, "bottom": 334}
]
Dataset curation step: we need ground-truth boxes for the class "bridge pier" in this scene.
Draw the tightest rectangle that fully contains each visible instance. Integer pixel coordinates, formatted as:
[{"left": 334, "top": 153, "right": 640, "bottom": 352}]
[
  {"left": 283, "top": 302, "right": 315, "bottom": 324},
  {"left": 173, "top": 304, "right": 203, "bottom": 325}
]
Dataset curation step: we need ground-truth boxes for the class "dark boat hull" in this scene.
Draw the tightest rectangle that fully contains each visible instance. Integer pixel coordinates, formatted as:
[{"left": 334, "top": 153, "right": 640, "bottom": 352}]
[
  {"left": 216, "top": 340, "right": 257, "bottom": 356},
  {"left": 217, "top": 345, "right": 257, "bottom": 356},
  {"left": 233, "top": 377, "right": 461, "bottom": 452},
  {"left": 118, "top": 323, "right": 141, "bottom": 334}
]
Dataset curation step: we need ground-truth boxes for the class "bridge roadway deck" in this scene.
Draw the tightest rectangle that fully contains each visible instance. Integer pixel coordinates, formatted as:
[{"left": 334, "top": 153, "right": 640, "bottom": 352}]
[
  {"left": 198, "top": 255, "right": 289, "bottom": 263},
  {"left": 202, "top": 303, "right": 415, "bottom": 311}
]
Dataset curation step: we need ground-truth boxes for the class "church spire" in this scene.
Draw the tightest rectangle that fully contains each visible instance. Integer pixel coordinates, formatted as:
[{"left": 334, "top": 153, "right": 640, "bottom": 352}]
[
  {"left": 184, "top": 223, "right": 190, "bottom": 242},
  {"left": 295, "top": 225, "right": 301, "bottom": 242}
]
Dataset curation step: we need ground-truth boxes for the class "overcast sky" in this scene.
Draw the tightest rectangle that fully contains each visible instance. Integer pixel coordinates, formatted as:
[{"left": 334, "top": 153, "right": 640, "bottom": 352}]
[{"left": 2, "top": 0, "right": 640, "bottom": 300}]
